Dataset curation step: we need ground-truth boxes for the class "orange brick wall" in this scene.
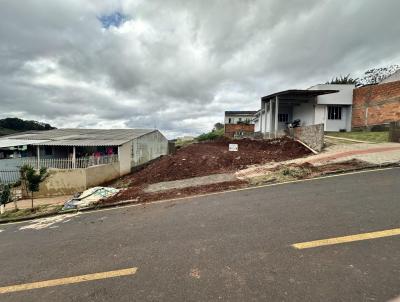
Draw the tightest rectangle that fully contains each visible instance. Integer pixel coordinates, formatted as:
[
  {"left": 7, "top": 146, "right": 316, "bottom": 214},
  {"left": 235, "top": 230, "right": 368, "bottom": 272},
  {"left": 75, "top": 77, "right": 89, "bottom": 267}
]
[
  {"left": 352, "top": 81, "right": 400, "bottom": 128},
  {"left": 224, "top": 124, "right": 255, "bottom": 138}
]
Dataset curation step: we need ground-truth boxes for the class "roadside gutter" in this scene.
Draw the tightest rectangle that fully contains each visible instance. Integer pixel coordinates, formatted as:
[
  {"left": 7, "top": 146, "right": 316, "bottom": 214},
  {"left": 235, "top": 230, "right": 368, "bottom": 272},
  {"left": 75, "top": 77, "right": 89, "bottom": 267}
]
[{"left": 1, "top": 163, "right": 399, "bottom": 225}]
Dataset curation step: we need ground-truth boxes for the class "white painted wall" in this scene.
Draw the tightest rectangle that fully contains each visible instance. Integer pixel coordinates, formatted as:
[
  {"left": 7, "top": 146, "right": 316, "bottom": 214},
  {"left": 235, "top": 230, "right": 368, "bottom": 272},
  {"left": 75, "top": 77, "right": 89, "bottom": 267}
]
[
  {"left": 314, "top": 104, "right": 326, "bottom": 129},
  {"left": 325, "top": 106, "right": 351, "bottom": 131},
  {"left": 131, "top": 130, "right": 168, "bottom": 167},
  {"left": 293, "top": 103, "right": 315, "bottom": 127},
  {"left": 308, "top": 84, "right": 354, "bottom": 105}
]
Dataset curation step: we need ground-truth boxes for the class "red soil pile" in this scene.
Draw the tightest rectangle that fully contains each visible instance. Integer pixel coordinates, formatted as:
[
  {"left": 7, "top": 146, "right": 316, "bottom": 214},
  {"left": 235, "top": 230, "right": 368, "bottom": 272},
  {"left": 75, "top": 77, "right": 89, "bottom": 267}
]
[
  {"left": 104, "top": 137, "right": 310, "bottom": 204},
  {"left": 119, "top": 136, "right": 311, "bottom": 187}
]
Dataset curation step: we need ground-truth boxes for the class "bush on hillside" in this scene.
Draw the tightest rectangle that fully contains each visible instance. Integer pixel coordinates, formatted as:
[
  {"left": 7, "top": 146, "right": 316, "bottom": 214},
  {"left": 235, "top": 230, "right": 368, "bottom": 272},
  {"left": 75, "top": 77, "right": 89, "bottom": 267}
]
[{"left": 197, "top": 128, "right": 224, "bottom": 141}]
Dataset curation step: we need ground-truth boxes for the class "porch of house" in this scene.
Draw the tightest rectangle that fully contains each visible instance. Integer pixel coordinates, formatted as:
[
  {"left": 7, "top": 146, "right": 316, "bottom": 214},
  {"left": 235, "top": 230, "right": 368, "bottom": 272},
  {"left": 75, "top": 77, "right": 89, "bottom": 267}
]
[
  {"left": 0, "top": 145, "right": 120, "bottom": 171},
  {"left": 0, "top": 144, "right": 125, "bottom": 187},
  {"left": 32, "top": 144, "right": 120, "bottom": 170}
]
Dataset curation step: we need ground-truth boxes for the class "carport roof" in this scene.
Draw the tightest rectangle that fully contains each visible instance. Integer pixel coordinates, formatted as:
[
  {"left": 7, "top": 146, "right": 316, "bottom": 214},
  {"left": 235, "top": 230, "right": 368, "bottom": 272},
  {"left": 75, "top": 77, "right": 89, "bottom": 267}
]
[
  {"left": 261, "top": 89, "right": 338, "bottom": 101},
  {"left": 0, "top": 128, "right": 156, "bottom": 147}
]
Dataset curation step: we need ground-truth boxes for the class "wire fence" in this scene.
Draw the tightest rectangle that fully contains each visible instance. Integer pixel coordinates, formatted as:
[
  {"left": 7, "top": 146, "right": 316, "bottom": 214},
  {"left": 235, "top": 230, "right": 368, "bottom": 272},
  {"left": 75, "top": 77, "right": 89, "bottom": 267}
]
[
  {"left": 0, "top": 170, "right": 20, "bottom": 185},
  {"left": 19, "top": 154, "right": 119, "bottom": 170}
]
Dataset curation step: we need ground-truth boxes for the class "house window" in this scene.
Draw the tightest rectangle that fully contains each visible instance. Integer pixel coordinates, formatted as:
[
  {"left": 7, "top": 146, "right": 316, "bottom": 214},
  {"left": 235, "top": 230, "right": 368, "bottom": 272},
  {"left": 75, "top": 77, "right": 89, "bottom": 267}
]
[
  {"left": 228, "top": 118, "right": 232, "bottom": 124},
  {"left": 328, "top": 106, "right": 342, "bottom": 120},
  {"left": 278, "top": 113, "right": 289, "bottom": 123}
]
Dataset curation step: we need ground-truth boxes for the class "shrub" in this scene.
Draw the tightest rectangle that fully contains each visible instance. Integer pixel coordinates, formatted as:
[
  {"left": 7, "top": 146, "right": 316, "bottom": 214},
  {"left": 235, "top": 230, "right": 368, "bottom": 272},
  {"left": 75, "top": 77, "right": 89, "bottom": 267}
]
[
  {"left": 20, "top": 165, "right": 48, "bottom": 209},
  {"left": 197, "top": 128, "right": 224, "bottom": 141}
]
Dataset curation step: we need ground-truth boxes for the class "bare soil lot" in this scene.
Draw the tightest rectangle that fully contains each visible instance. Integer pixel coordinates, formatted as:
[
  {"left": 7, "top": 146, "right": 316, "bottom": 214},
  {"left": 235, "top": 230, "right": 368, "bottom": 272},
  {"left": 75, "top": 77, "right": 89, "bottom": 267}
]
[
  {"left": 124, "top": 136, "right": 309, "bottom": 185},
  {"left": 105, "top": 137, "right": 310, "bottom": 203}
]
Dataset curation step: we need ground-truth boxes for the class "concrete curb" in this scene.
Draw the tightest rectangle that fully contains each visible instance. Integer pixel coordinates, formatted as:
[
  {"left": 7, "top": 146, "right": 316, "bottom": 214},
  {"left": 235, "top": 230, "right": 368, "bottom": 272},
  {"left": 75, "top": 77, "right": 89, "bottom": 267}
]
[
  {"left": 325, "top": 135, "right": 377, "bottom": 144},
  {"left": 1, "top": 163, "right": 398, "bottom": 225},
  {"left": 314, "top": 162, "right": 399, "bottom": 177}
]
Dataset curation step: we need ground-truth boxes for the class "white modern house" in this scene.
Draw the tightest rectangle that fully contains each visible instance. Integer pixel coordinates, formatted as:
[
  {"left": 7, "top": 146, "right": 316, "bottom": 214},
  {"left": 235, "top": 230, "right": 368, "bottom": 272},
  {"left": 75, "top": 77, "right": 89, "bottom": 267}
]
[
  {"left": 224, "top": 111, "right": 257, "bottom": 124},
  {"left": 253, "top": 84, "right": 355, "bottom": 137}
]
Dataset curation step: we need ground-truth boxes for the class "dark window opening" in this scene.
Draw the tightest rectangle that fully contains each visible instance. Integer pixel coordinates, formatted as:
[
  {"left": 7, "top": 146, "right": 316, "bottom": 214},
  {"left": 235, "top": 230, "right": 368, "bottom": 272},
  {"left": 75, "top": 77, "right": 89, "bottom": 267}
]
[
  {"left": 328, "top": 106, "right": 342, "bottom": 120},
  {"left": 278, "top": 113, "right": 289, "bottom": 123}
]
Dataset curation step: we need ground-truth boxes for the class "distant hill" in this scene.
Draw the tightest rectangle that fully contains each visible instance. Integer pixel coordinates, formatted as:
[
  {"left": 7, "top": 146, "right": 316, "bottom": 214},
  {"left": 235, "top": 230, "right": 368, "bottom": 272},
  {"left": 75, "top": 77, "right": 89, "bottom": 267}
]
[{"left": 0, "top": 118, "right": 55, "bottom": 137}]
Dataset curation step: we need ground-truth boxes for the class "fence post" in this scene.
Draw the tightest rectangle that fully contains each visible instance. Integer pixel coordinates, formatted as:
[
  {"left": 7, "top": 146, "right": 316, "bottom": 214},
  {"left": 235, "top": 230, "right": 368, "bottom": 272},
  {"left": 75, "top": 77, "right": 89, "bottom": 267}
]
[
  {"left": 36, "top": 146, "right": 40, "bottom": 170},
  {"left": 72, "top": 146, "right": 76, "bottom": 169}
]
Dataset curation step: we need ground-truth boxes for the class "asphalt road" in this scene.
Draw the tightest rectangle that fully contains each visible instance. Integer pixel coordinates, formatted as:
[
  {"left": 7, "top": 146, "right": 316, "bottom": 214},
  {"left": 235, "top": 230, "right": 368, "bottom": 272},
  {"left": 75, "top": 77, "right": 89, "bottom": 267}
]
[{"left": 0, "top": 168, "right": 399, "bottom": 301}]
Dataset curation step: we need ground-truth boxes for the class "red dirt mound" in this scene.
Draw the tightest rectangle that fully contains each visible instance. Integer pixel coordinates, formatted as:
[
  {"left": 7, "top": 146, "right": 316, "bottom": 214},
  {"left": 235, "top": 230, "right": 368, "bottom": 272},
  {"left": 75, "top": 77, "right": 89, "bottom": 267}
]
[{"left": 121, "top": 136, "right": 311, "bottom": 187}]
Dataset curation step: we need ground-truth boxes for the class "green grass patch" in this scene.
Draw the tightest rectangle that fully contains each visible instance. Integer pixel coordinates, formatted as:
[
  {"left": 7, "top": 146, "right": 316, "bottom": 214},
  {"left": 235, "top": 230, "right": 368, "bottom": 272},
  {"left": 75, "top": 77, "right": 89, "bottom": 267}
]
[{"left": 326, "top": 131, "right": 389, "bottom": 143}]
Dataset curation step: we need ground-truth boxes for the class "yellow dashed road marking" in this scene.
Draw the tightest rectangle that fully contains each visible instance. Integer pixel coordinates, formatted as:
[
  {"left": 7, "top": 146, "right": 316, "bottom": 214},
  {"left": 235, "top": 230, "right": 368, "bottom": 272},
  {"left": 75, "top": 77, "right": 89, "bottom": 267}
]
[
  {"left": 0, "top": 267, "right": 137, "bottom": 294},
  {"left": 292, "top": 228, "right": 400, "bottom": 249}
]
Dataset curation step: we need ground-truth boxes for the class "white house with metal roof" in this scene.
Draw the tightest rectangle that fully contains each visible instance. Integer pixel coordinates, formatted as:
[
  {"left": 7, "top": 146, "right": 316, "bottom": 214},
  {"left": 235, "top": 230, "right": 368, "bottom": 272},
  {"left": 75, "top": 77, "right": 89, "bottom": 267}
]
[
  {"left": 254, "top": 84, "right": 355, "bottom": 136},
  {"left": 0, "top": 128, "right": 169, "bottom": 195}
]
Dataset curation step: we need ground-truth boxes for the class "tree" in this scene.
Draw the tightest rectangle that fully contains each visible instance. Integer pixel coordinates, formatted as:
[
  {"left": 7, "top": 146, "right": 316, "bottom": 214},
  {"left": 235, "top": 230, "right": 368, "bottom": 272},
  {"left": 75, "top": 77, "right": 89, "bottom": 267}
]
[
  {"left": 326, "top": 74, "right": 358, "bottom": 85},
  {"left": 20, "top": 165, "right": 48, "bottom": 210},
  {"left": 0, "top": 185, "right": 11, "bottom": 214},
  {"left": 0, "top": 117, "right": 55, "bottom": 132},
  {"left": 357, "top": 64, "right": 400, "bottom": 86},
  {"left": 213, "top": 123, "right": 224, "bottom": 131}
]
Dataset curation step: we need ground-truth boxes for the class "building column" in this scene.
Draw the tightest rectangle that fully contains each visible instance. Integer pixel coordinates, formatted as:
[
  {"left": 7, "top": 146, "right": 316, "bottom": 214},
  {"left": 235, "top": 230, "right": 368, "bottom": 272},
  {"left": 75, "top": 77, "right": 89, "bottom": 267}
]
[
  {"left": 274, "top": 96, "right": 279, "bottom": 138},
  {"left": 259, "top": 103, "right": 263, "bottom": 134},
  {"left": 264, "top": 100, "right": 268, "bottom": 135},
  {"left": 268, "top": 100, "right": 272, "bottom": 138},
  {"left": 36, "top": 146, "right": 40, "bottom": 170},
  {"left": 72, "top": 146, "right": 76, "bottom": 169}
]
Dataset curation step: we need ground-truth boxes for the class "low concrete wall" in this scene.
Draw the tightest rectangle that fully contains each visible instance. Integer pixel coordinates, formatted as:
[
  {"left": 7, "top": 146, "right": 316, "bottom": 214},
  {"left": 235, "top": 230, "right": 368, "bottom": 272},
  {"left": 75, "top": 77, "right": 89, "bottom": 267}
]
[
  {"left": 293, "top": 124, "right": 324, "bottom": 152},
  {"left": 37, "top": 162, "right": 121, "bottom": 197},
  {"left": 389, "top": 121, "right": 400, "bottom": 143},
  {"left": 86, "top": 162, "right": 120, "bottom": 188},
  {"left": 38, "top": 168, "right": 86, "bottom": 197}
]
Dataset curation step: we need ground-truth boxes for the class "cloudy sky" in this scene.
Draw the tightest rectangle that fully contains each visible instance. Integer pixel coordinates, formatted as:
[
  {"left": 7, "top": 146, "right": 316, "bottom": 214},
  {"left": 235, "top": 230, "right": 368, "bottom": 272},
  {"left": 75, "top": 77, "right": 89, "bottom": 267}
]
[{"left": 1, "top": 0, "right": 400, "bottom": 138}]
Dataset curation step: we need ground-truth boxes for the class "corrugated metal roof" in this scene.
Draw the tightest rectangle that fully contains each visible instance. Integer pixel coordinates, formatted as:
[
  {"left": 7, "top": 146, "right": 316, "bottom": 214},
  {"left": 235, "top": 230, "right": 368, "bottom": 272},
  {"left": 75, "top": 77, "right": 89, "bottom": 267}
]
[
  {"left": 34, "top": 139, "right": 131, "bottom": 146},
  {"left": 1, "top": 128, "right": 156, "bottom": 147},
  {"left": 261, "top": 89, "right": 339, "bottom": 101},
  {"left": 0, "top": 139, "right": 49, "bottom": 148}
]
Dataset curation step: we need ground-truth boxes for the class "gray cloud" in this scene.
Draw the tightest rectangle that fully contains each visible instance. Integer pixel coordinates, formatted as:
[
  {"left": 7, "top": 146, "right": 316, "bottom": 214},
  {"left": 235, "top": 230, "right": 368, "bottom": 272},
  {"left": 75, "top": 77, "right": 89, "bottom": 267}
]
[{"left": 1, "top": 0, "right": 400, "bottom": 138}]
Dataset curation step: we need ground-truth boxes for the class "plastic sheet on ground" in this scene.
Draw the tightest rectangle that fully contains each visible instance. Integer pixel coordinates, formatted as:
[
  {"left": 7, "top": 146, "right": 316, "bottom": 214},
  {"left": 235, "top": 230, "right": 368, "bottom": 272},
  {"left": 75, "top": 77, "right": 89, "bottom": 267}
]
[{"left": 63, "top": 187, "right": 119, "bottom": 210}]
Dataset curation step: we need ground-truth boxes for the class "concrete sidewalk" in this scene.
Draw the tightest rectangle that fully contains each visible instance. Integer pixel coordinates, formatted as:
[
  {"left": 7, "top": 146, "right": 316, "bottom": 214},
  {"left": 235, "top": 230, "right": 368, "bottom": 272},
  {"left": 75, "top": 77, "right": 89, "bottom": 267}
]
[
  {"left": 237, "top": 141, "right": 400, "bottom": 179},
  {"left": 4, "top": 195, "right": 71, "bottom": 211},
  {"left": 144, "top": 173, "right": 236, "bottom": 193}
]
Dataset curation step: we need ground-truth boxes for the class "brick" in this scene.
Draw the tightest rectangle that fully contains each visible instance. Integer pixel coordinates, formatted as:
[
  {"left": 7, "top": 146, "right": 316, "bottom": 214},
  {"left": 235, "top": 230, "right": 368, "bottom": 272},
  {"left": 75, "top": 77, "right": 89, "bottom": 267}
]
[
  {"left": 352, "top": 80, "right": 400, "bottom": 128},
  {"left": 224, "top": 124, "right": 255, "bottom": 138}
]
